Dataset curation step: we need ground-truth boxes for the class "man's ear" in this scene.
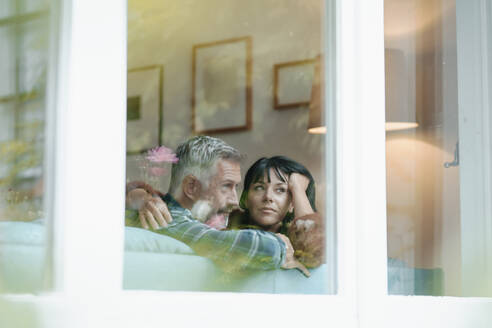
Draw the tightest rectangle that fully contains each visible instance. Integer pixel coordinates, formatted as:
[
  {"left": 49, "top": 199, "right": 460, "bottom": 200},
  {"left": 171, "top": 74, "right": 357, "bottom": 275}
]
[{"left": 182, "top": 175, "right": 202, "bottom": 201}]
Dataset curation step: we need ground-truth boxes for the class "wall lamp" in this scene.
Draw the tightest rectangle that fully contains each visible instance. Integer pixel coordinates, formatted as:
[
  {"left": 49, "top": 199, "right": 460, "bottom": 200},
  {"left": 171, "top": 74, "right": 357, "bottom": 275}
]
[
  {"left": 308, "top": 55, "right": 326, "bottom": 134},
  {"left": 385, "top": 48, "right": 418, "bottom": 131}
]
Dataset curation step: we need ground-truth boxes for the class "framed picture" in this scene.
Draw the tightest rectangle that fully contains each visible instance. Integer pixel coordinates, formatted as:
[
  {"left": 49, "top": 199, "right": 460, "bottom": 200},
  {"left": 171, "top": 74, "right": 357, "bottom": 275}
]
[
  {"left": 192, "top": 36, "right": 252, "bottom": 134},
  {"left": 127, "top": 65, "right": 163, "bottom": 154},
  {"left": 274, "top": 58, "right": 316, "bottom": 109}
]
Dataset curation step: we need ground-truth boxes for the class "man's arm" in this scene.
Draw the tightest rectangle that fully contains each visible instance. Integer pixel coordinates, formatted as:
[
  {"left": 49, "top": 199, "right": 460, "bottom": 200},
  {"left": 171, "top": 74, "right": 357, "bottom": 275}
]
[
  {"left": 157, "top": 211, "right": 286, "bottom": 272},
  {"left": 125, "top": 184, "right": 306, "bottom": 274}
]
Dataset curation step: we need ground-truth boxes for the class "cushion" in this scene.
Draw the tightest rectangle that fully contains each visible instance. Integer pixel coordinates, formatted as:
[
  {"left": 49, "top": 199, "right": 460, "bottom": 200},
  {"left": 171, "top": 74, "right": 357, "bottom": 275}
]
[
  {"left": 0, "top": 221, "right": 443, "bottom": 295},
  {"left": 124, "top": 226, "right": 194, "bottom": 255},
  {"left": 0, "top": 220, "right": 194, "bottom": 255},
  {"left": 0, "top": 221, "right": 45, "bottom": 246}
]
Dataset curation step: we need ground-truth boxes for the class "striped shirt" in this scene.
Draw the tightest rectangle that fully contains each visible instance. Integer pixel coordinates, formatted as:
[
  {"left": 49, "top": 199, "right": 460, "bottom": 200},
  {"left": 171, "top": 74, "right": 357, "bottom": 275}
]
[{"left": 151, "top": 194, "right": 287, "bottom": 272}]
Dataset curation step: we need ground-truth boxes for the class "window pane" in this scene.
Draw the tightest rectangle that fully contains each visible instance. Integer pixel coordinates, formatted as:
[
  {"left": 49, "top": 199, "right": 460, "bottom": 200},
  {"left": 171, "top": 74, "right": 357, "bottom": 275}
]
[
  {"left": 124, "top": 0, "right": 335, "bottom": 294},
  {"left": 0, "top": 0, "right": 14, "bottom": 20},
  {"left": 0, "top": 0, "right": 49, "bottom": 22},
  {"left": 385, "top": 0, "right": 492, "bottom": 296},
  {"left": 18, "top": 0, "right": 50, "bottom": 16},
  {"left": 0, "top": 2, "right": 51, "bottom": 293}
]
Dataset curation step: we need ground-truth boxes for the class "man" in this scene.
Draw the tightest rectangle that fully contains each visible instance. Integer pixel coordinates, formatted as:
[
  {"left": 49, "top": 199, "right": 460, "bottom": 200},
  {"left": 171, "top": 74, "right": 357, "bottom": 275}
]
[{"left": 127, "top": 136, "right": 305, "bottom": 274}]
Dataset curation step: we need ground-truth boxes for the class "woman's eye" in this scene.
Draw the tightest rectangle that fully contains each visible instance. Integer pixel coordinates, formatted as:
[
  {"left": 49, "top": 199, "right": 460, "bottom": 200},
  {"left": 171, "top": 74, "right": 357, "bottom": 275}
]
[
  {"left": 253, "top": 185, "right": 264, "bottom": 191},
  {"left": 276, "top": 188, "right": 286, "bottom": 193}
]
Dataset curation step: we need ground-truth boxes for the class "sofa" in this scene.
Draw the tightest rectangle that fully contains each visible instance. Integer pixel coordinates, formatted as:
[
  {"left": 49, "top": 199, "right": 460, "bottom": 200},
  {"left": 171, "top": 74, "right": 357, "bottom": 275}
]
[{"left": 0, "top": 220, "right": 442, "bottom": 295}]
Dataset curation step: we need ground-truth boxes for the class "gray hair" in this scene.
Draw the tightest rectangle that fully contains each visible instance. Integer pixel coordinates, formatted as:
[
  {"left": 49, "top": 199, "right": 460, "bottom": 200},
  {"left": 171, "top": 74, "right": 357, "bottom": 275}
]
[{"left": 168, "top": 136, "right": 242, "bottom": 195}]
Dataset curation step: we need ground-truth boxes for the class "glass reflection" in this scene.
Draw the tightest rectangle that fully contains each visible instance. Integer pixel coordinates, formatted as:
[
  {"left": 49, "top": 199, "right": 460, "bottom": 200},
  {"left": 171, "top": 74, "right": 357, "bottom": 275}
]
[
  {"left": 124, "top": 0, "right": 333, "bottom": 294},
  {"left": 0, "top": 0, "right": 50, "bottom": 293},
  {"left": 384, "top": 0, "right": 487, "bottom": 296}
]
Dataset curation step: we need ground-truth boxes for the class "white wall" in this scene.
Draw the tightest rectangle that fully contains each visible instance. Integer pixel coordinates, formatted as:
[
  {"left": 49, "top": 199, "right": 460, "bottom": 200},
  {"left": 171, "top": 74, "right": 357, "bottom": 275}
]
[{"left": 127, "top": 0, "right": 326, "bottom": 212}]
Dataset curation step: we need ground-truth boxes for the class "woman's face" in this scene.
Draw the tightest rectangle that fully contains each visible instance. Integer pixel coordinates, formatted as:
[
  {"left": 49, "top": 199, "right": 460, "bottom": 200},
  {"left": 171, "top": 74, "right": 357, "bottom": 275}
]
[{"left": 246, "top": 168, "right": 293, "bottom": 231}]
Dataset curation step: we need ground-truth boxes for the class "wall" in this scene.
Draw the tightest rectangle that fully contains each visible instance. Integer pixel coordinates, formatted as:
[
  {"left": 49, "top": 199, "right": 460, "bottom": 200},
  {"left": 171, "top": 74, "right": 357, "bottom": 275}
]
[
  {"left": 385, "top": 0, "right": 461, "bottom": 295},
  {"left": 127, "top": 0, "right": 326, "bottom": 213}
]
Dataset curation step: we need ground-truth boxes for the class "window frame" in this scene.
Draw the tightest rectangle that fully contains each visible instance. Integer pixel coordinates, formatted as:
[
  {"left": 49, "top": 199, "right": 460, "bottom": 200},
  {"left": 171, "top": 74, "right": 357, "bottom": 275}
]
[
  {"left": 1, "top": 0, "right": 492, "bottom": 327},
  {"left": 455, "top": 0, "right": 492, "bottom": 297}
]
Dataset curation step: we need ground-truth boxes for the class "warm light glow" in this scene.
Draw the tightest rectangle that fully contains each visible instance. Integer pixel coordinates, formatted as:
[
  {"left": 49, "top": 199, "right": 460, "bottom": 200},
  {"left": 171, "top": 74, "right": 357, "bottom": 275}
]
[
  {"left": 385, "top": 122, "right": 418, "bottom": 131},
  {"left": 308, "top": 126, "right": 327, "bottom": 134}
]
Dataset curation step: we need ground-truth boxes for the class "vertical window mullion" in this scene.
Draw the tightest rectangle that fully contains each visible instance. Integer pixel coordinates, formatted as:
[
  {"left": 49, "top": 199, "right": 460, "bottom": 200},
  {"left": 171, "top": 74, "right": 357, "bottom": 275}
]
[
  {"left": 353, "top": 0, "right": 387, "bottom": 300},
  {"left": 51, "top": 0, "right": 126, "bottom": 295},
  {"left": 337, "top": 0, "right": 388, "bottom": 324},
  {"left": 336, "top": 0, "right": 358, "bottom": 306}
]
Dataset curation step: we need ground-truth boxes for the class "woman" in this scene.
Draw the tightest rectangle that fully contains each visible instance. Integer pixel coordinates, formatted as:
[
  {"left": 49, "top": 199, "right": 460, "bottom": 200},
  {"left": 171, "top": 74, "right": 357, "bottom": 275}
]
[{"left": 228, "top": 156, "right": 324, "bottom": 268}]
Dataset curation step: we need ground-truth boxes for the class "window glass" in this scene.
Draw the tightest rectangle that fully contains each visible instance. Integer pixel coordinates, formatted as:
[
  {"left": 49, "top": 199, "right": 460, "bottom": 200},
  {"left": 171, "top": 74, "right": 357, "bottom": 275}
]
[
  {"left": 0, "top": 0, "right": 51, "bottom": 293},
  {"left": 385, "top": 0, "right": 492, "bottom": 296},
  {"left": 124, "top": 0, "right": 334, "bottom": 294},
  {"left": 0, "top": 0, "right": 49, "bottom": 22},
  {"left": 19, "top": 0, "right": 50, "bottom": 15},
  {"left": 0, "top": 1, "right": 14, "bottom": 20}
]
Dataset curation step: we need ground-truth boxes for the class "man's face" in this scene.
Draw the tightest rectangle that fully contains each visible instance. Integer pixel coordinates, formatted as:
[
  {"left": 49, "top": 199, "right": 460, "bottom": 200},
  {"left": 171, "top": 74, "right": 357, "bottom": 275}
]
[{"left": 196, "top": 159, "right": 241, "bottom": 229}]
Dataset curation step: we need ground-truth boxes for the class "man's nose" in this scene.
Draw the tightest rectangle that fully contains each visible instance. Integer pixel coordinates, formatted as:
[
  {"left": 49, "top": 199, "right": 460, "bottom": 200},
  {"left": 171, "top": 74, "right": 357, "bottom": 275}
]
[{"left": 229, "top": 188, "right": 239, "bottom": 206}]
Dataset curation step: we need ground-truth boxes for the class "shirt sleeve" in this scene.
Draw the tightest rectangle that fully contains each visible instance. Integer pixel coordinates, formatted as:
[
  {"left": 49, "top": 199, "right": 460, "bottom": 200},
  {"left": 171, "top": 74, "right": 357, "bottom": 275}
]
[{"left": 157, "top": 211, "right": 287, "bottom": 272}]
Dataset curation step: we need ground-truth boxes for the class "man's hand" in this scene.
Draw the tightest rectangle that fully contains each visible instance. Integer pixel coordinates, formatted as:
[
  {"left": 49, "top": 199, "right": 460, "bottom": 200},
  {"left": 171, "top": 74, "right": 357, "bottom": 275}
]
[
  {"left": 276, "top": 233, "right": 311, "bottom": 277},
  {"left": 126, "top": 188, "right": 172, "bottom": 229},
  {"left": 139, "top": 196, "right": 172, "bottom": 230}
]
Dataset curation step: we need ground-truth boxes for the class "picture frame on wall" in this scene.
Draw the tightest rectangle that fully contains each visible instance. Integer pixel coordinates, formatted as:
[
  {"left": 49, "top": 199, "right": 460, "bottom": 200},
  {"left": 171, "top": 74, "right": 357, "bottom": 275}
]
[
  {"left": 274, "top": 58, "right": 316, "bottom": 110},
  {"left": 192, "top": 36, "right": 252, "bottom": 134},
  {"left": 127, "top": 65, "right": 163, "bottom": 155}
]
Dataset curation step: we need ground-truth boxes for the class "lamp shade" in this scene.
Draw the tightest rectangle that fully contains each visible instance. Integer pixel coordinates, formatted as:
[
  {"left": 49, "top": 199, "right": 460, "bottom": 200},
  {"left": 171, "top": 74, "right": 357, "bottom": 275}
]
[
  {"left": 385, "top": 48, "right": 418, "bottom": 131},
  {"left": 308, "top": 55, "right": 326, "bottom": 134}
]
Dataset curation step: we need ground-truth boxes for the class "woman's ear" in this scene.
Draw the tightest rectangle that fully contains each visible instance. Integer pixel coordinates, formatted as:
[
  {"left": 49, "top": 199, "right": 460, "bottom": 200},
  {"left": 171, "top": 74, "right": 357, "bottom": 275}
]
[
  {"left": 288, "top": 202, "right": 294, "bottom": 215},
  {"left": 182, "top": 175, "right": 202, "bottom": 201}
]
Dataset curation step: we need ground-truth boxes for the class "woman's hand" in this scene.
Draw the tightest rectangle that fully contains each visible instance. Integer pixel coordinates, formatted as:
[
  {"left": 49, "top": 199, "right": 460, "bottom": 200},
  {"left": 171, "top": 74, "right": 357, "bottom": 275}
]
[
  {"left": 288, "top": 173, "right": 310, "bottom": 193},
  {"left": 288, "top": 173, "right": 314, "bottom": 218}
]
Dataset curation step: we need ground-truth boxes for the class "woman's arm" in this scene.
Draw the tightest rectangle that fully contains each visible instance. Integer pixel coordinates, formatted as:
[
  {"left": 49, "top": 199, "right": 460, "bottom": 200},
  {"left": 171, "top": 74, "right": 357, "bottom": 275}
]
[
  {"left": 288, "top": 173, "right": 314, "bottom": 218},
  {"left": 288, "top": 174, "right": 325, "bottom": 268}
]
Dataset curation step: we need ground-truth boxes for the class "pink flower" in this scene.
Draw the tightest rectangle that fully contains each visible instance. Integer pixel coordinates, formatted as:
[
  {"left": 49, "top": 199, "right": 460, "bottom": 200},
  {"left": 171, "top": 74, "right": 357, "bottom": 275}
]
[
  {"left": 146, "top": 146, "right": 179, "bottom": 163},
  {"left": 148, "top": 167, "right": 167, "bottom": 177}
]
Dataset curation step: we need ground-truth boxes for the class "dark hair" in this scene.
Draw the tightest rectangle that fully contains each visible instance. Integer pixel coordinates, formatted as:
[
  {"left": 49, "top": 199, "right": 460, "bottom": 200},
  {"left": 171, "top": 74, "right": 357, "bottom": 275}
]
[{"left": 239, "top": 156, "right": 316, "bottom": 222}]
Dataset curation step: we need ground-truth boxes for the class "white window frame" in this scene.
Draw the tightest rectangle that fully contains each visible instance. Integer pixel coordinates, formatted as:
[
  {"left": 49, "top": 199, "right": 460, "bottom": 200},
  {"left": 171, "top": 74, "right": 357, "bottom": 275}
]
[
  {"left": 456, "top": 0, "right": 492, "bottom": 297},
  {"left": 1, "top": 0, "right": 492, "bottom": 327}
]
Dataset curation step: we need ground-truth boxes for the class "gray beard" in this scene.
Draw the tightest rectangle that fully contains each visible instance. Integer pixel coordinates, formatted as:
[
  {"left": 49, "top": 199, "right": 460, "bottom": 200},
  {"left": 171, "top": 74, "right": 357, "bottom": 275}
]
[
  {"left": 190, "top": 200, "right": 229, "bottom": 230},
  {"left": 190, "top": 200, "right": 214, "bottom": 222}
]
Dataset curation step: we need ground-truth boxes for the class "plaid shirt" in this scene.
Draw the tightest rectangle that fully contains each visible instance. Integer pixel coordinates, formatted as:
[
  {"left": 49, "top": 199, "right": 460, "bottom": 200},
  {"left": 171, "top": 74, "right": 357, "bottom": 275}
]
[{"left": 149, "top": 194, "right": 287, "bottom": 272}]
